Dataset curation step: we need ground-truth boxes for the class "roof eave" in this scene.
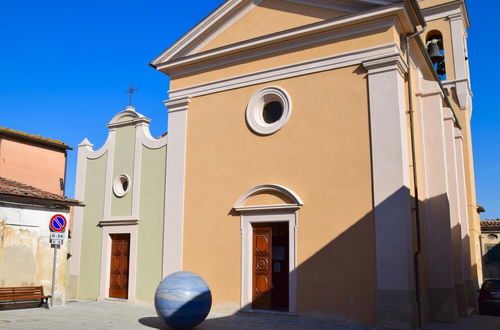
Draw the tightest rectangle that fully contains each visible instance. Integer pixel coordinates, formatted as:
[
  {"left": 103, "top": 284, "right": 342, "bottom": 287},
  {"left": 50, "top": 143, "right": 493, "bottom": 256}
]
[
  {"left": 0, "top": 194, "right": 83, "bottom": 208},
  {"left": 0, "top": 129, "right": 72, "bottom": 150}
]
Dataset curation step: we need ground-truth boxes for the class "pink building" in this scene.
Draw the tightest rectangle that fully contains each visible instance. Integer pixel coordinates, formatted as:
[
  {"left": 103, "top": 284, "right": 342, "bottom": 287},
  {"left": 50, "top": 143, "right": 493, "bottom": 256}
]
[
  {"left": 0, "top": 127, "right": 71, "bottom": 194},
  {"left": 0, "top": 127, "right": 79, "bottom": 305}
]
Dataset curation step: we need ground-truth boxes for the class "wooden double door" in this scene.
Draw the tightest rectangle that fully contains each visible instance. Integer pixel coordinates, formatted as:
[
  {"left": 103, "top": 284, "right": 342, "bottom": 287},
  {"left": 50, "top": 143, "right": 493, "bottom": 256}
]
[
  {"left": 109, "top": 234, "right": 130, "bottom": 299},
  {"left": 252, "top": 223, "right": 289, "bottom": 311}
]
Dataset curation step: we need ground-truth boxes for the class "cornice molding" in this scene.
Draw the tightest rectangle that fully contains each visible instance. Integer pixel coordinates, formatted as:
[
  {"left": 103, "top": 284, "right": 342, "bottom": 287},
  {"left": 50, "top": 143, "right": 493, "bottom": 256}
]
[
  {"left": 151, "top": 0, "right": 255, "bottom": 65},
  {"left": 169, "top": 43, "right": 402, "bottom": 99},
  {"left": 98, "top": 217, "right": 139, "bottom": 227},
  {"left": 164, "top": 96, "right": 192, "bottom": 113},
  {"left": 447, "top": 13, "right": 462, "bottom": 22},
  {"left": 152, "top": 0, "right": 407, "bottom": 71},
  {"left": 233, "top": 184, "right": 303, "bottom": 212},
  {"left": 362, "top": 54, "right": 408, "bottom": 77},
  {"left": 421, "top": 0, "right": 469, "bottom": 28},
  {"left": 155, "top": 4, "right": 411, "bottom": 74},
  {"left": 234, "top": 204, "right": 301, "bottom": 213}
]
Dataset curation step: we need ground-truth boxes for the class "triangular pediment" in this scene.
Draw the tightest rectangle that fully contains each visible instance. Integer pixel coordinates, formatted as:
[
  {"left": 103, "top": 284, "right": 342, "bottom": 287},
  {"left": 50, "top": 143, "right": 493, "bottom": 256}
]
[{"left": 151, "top": 0, "right": 402, "bottom": 68}]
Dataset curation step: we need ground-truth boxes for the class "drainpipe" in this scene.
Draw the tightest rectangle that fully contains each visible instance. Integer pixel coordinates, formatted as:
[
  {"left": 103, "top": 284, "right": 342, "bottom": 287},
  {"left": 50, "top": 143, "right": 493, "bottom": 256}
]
[{"left": 405, "top": 1, "right": 426, "bottom": 327}]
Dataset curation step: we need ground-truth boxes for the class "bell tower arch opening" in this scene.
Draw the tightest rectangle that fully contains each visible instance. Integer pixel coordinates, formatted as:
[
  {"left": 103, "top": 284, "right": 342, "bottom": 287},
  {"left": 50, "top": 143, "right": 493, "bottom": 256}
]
[{"left": 426, "top": 30, "right": 446, "bottom": 80}]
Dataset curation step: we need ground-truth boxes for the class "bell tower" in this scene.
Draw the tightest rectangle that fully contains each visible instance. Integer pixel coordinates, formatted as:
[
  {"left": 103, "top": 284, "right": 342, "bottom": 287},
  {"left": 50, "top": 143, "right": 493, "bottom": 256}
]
[
  {"left": 420, "top": 0, "right": 472, "bottom": 110},
  {"left": 419, "top": 0, "right": 481, "bottom": 322}
]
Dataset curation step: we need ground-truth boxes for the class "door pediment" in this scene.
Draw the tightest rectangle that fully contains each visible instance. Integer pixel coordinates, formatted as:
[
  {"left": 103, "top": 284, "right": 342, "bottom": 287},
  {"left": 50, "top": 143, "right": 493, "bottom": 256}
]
[{"left": 234, "top": 184, "right": 303, "bottom": 212}]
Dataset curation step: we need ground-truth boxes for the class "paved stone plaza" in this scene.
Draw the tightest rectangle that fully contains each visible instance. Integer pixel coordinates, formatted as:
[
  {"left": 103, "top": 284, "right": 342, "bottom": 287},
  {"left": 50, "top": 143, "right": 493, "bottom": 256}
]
[{"left": 0, "top": 301, "right": 499, "bottom": 330}]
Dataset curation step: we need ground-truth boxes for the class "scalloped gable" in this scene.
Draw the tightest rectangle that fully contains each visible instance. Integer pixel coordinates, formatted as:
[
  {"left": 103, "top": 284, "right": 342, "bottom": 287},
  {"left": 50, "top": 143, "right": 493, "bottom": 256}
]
[
  {"left": 106, "top": 106, "right": 151, "bottom": 129},
  {"left": 150, "top": 0, "right": 402, "bottom": 68}
]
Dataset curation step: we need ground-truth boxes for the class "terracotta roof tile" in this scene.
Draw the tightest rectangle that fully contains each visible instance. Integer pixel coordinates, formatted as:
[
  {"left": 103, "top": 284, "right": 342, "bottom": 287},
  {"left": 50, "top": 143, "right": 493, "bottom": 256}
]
[
  {"left": 0, "top": 126, "right": 72, "bottom": 150},
  {"left": 0, "top": 177, "right": 81, "bottom": 206},
  {"left": 481, "top": 220, "right": 500, "bottom": 231}
]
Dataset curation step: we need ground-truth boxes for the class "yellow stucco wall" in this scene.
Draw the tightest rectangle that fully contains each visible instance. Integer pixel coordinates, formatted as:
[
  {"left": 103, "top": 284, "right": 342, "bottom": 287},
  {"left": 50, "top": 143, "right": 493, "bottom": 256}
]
[
  {"left": 171, "top": 25, "right": 398, "bottom": 90},
  {"left": 244, "top": 191, "right": 294, "bottom": 206},
  {"left": 180, "top": 65, "right": 376, "bottom": 324},
  {"left": 199, "top": 0, "right": 344, "bottom": 53},
  {"left": 419, "top": 0, "right": 458, "bottom": 9}
]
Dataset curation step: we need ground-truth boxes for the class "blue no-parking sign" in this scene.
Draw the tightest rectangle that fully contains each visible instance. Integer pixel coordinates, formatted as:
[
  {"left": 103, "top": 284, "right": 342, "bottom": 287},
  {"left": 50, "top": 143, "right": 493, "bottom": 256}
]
[{"left": 49, "top": 214, "right": 67, "bottom": 232}]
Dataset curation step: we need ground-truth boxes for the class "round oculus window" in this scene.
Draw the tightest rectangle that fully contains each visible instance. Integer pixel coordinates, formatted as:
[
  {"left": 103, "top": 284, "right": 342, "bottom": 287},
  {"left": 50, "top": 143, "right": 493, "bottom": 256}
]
[
  {"left": 246, "top": 87, "right": 291, "bottom": 135},
  {"left": 113, "top": 174, "right": 131, "bottom": 197}
]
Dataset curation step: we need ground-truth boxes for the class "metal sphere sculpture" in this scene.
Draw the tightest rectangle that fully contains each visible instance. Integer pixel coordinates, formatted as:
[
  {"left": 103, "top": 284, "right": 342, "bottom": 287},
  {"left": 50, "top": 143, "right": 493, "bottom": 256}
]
[{"left": 154, "top": 271, "right": 212, "bottom": 329}]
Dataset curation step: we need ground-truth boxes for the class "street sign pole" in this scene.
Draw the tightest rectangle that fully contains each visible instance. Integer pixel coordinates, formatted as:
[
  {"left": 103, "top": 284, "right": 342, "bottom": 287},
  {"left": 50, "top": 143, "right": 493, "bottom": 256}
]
[
  {"left": 51, "top": 244, "right": 59, "bottom": 307},
  {"left": 48, "top": 214, "right": 66, "bottom": 307}
]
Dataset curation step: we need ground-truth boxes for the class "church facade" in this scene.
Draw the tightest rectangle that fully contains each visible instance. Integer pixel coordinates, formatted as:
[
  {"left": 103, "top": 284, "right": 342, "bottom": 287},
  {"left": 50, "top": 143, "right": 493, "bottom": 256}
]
[{"left": 71, "top": 1, "right": 481, "bottom": 329}]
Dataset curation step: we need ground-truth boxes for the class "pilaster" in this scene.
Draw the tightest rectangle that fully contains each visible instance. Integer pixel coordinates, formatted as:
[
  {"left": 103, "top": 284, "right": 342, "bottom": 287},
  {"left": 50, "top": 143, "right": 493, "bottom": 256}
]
[
  {"left": 454, "top": 128, "right": 475, "bottom": 311},
  {"left": 162, "top": 96, "right": 191, "bottom": 277},
  {"left": 418, "top": 80, "right": 458, "bottom": 322},
  {"left": 448, "top": 13, "right": 470, "bottom": 110},
  {"left": 363, "top": 55, "right": 417, "bottom": 330},
  {"left": 443, "top": 108, "right": 466, "bottom": 317},
  {"left": 68, "top": 139, "right": 94, "bottom": 298}
]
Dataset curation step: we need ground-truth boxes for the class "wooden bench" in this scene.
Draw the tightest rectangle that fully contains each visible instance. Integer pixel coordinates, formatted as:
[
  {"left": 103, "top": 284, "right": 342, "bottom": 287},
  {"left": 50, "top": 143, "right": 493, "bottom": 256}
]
[{"left": 0, "top": 286, "right": 51, "bottom": 308}]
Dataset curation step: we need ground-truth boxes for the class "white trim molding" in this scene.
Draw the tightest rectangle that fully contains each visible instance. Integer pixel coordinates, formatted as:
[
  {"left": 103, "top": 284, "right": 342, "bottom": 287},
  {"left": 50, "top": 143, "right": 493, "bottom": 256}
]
[
  {"left": 189, "top": 0, "right": 262, "bottom": 56},
  {"left": 165, "top": 16, "right": 407, "bottom": 78},
  {"left": 422, "top": 0, "right": 469, "bottom": 28},
  {"left": 234, "top": 184, "right": 303, "bottom": 211},
  {"left": 151, "top": 0, "right": 405, "bottom": 69},
  {"left": 151, "top": 0, "right": 257, "bottom": 65},
  {"left": 169, "top": 43, "right": 404, "bottom": 99},
  {"left": 106, "top": 108, "right": 151, "bottom": 129},
  {"left": 233, "top": 184, "right": 302, "bottom": 313},
  {"left": 68, "top": 138, "right": 95, "bottom": 296},
  {"left": 162, "top": 96, "right": 192, "bottom": 277}
]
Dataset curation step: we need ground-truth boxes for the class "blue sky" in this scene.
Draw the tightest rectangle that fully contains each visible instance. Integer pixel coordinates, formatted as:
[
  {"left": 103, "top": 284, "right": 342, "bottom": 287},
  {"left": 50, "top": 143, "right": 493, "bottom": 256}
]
[{"left": 1, "top": 1, "right": 497, "bottom": 219}]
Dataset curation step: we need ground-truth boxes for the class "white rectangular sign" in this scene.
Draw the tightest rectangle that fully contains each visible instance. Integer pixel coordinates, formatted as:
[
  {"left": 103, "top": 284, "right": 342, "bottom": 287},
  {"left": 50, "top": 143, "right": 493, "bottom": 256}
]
[
  {"left": 50, "top": 233, "right": 64, "bottom": 240},
  {"left": 50, "top": 233, "right": 64, "bottom": 245},
  {"left": 50, "top": 239, "right": 63, "bottom": 245}
]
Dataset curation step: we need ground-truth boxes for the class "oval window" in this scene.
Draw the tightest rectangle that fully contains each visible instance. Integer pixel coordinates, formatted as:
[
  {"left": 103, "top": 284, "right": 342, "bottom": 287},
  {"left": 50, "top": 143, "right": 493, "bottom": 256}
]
[{"left": 113, "top": 174, "right": 131, "bottom": 197}]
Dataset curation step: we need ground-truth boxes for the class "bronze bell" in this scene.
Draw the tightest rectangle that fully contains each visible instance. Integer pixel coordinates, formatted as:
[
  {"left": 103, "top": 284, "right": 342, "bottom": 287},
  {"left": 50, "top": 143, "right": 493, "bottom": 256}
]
[{"left": 428, "top": 40, "right": 444, "bottom": 63}]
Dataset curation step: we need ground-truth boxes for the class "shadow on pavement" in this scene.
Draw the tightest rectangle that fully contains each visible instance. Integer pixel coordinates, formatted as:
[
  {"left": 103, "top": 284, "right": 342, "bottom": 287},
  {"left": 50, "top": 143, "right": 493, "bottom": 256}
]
[
  {"left": 138, "top": 316, "right": 167, "bottom": 329},
  {"left": 138, "top": 315, "right": 246, "bottom": 330}
]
